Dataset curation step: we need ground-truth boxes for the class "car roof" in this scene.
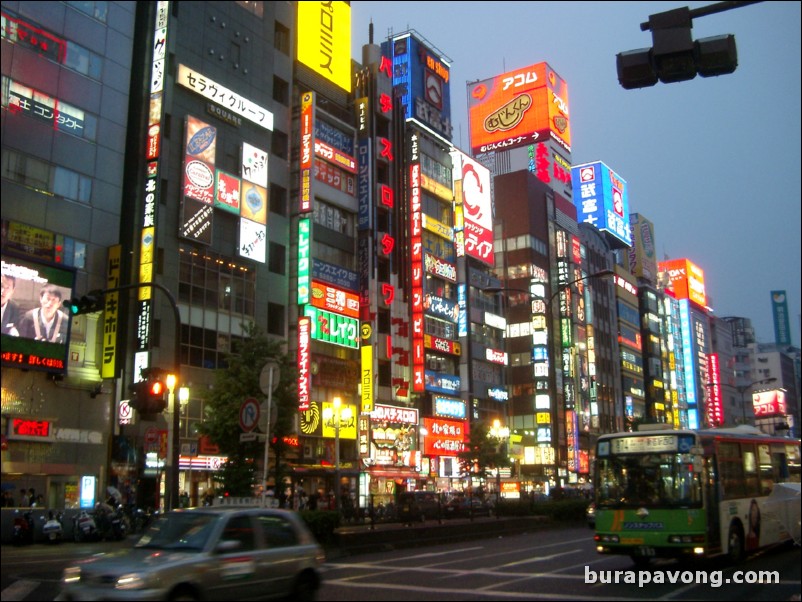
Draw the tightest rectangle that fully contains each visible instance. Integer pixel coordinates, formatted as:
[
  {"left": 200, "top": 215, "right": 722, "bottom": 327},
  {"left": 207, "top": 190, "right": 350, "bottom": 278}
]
[{"left": 169, "top": 507, "right": 301, "bottom": 517}]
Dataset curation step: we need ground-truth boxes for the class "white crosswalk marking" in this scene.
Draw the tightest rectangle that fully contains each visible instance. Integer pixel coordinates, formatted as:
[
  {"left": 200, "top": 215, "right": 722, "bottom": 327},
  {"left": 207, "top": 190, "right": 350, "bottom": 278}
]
[{"left": 1, "top": 579, "right": 40, "bottom": 601}]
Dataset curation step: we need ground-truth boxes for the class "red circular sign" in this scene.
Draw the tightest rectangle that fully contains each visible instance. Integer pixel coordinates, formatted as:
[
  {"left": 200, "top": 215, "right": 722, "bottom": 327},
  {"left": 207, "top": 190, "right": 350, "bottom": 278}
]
[
  {"left": 145, "top": 427, "right": 159, "bottom": 444},
  {"left": 239, "top": 398, "right": 260, "bottom": 432}
]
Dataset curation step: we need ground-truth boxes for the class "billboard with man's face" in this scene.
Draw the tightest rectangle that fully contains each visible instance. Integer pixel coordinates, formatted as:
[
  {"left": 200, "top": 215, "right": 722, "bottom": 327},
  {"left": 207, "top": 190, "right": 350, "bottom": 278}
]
[{"left": 1, "top": 253, "right": 76, "bottom": 373}]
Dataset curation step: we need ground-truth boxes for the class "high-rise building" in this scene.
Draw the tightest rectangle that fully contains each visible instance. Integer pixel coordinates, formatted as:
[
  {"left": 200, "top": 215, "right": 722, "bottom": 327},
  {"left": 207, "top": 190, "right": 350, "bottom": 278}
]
[
  {"left": 2, "top": 0, "right": 137, "bottom": 508},
  {"left": 120, "top": 0, "right": 294, "bottom": 508},
  {"left": 578, "top": 223, "right": 622, "bottom": 435},
  {"left": 658, "top": 258, "right": 712, "bottom": 430},
  {"left": 380, "top": 30, "right": 467, "bottom": 493}
]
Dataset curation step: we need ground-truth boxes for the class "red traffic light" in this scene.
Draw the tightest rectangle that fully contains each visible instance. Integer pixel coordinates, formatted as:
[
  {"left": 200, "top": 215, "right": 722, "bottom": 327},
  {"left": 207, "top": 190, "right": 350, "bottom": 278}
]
[
  {"left": 149, "top": 380, "right": 165, "bottom": 396},
  {"left": 129, "top": 377, "right": 167, "bottom": 414}
]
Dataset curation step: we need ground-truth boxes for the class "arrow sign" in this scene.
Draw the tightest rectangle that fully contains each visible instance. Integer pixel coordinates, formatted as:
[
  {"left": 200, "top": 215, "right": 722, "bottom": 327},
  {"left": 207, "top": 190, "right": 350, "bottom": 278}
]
[{"left": 239, "top": 397, "right": 260, "bottom": 432}]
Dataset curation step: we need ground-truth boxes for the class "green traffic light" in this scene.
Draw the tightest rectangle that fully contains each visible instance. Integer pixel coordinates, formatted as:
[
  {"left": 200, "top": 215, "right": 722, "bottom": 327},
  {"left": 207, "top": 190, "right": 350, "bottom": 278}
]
[
  {"left": 64, "top": 299, "right": 81, "bottom": 315},
  {"left": 63, "top": 294, "right": 104, "bottom": 315}
]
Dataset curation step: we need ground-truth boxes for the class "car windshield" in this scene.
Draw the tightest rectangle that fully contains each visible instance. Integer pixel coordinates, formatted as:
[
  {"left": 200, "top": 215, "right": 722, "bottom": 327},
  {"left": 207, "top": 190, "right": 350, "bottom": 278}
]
[
  {"left": 135, "top": 511, "right": 217, "bottom": 551},
  {"left": 596, "top": 453, "right": 703, "bottom": 509}
]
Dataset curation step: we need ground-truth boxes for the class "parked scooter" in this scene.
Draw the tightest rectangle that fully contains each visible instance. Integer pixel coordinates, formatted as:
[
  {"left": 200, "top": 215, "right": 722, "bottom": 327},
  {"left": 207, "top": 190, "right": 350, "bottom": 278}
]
[
  {"left": 109, "top": 504, "right": 128, "bottom": 540},
  {"left": 128, "top": 506, "right": 151, "bottom": 534},
  {"left": 12, "top": 509, "right": 35, "bottom": 546},
  {"left": 41, "top": 511, "right": 65, "bottom": 543},
  {"left": 72, "top": 509, "right": 98, "bottom": 542}
]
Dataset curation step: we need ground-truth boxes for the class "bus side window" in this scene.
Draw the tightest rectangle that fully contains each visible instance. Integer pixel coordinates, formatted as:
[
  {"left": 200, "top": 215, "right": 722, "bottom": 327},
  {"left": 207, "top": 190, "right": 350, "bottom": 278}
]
[
  {"left": 742, "top": 446, "right": 760, "bottom": 497},
  {"left": 757, "top": 444, "right": 774, "bottom": 495},
  {"left": 717, "top": 442, "right": 746, "bottom": 500},
  {"left": 772, "top": 452, "right": 790, "bottom": 482}
]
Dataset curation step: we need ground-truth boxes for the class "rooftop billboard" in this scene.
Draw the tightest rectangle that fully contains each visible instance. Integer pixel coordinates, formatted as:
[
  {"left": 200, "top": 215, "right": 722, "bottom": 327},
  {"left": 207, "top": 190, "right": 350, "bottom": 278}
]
[
  {"left": 571, "top": 161, "right": 632, "bottom": 248},
  {"left": 467, "top": 62, "right": 570, "bottom": 156},
  {"left": 383, "top": 33, "right": 453, "bottom": 141},
  {"left": 659, "top": 258, "right": 707, "bottom": 308},
  {"left": 297, "top": 1, "right": 352, "bottom": 92}
]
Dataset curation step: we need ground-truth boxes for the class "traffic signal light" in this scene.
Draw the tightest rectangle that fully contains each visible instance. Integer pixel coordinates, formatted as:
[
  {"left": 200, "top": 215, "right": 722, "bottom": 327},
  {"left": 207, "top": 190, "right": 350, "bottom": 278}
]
[
  {"left": 64, "top": 293, "right": 104, "bottom": 316},
  {"left": 129, "top": 377, "right": 167, "bottom": 414},
  {"left": 617, "top": 6, "right": 738, "bottom": 90}
]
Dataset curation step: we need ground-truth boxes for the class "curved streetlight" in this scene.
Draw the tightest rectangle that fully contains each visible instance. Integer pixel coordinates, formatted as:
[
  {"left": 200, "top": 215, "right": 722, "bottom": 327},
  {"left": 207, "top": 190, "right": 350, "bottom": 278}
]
[
  {"left": 484, "top": 268, "right": 615, "bottom": 497},
  {"left": 488, "top": 419, "right": 510, "bottom": 518},
  {"left": 80, "top": 282, "right": 182, "bottom": 511},
  {"left": 737, "top": 377, "right": 778, "bottom": 425}
]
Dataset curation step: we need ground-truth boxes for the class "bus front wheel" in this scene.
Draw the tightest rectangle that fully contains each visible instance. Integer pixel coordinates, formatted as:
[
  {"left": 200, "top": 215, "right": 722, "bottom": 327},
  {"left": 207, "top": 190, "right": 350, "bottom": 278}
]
[{"left": 728, "top": 524, "right": 745, "bottom": 564}]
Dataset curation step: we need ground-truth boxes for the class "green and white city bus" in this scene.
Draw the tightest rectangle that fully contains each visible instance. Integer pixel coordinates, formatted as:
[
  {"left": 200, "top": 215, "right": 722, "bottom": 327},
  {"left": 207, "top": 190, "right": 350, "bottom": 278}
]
[{"left": 593, "top": 424, "right": 800, "bottom": 566}]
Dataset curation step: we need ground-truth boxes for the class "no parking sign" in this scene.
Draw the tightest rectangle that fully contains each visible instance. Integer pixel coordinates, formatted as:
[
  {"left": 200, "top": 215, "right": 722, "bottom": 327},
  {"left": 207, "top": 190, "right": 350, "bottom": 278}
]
[{"left": 239, "top": 397, "right": 260, "bottom": 432}]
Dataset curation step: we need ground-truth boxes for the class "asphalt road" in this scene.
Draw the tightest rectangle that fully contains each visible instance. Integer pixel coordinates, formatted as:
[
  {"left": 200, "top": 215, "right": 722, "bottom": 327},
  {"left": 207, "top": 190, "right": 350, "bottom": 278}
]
[{"left": 2, "top": 521, "right": 799, "bottom": 601}]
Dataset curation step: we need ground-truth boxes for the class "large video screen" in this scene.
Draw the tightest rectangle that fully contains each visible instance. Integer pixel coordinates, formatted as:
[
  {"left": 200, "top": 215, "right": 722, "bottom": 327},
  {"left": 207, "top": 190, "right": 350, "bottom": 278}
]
[{"left": 1, "top": 253, "right": 76, "bottom": 373}]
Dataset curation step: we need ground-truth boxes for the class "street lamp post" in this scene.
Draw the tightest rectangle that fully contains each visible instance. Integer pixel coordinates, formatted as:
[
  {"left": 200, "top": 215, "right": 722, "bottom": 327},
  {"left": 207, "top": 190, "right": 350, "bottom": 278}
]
[
  {"left": 489, "top": 419, "right": 509, "bottom": 518},
  {"left": 81, "top": 282, "right": 182, "bottom": 510},
  {"left": 481, "top": 284, "right": 537, "bottom": 451},
  {"left": 737, "top": 377, "right": 778, "bottom": 425},
  {"left": 323, "top": 397, "right": 350, "bottom": 512},
  {"left": 259, "top": 361, "right": 280, "bottom": 504}
]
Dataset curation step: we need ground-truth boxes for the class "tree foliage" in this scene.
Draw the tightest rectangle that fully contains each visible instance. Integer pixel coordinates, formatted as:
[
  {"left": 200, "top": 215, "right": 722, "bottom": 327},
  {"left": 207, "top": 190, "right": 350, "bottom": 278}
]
[
  {"left": 196, "top": 322, "right": 298, "bottom": 496},
  {"left": 456, "top": 420, "right": 511, "bottom": 481}
]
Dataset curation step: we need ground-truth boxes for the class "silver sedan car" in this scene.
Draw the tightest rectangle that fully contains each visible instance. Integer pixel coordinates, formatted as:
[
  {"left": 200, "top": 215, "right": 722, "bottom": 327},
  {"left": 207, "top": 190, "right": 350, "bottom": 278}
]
[{"left": 57, "top": 506, "right": 325, "bottom": 601}]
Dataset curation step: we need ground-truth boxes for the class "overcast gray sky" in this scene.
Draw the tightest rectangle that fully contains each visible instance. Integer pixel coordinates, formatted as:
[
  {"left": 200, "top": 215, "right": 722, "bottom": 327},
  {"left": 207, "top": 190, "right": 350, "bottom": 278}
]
[{"left": 350, "top": 1, "right": 801, "bottom": 345}]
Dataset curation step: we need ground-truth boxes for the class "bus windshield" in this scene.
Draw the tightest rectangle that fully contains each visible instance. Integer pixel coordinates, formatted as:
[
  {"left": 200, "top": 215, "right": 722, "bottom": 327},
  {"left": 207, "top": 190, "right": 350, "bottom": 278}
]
[{"left": 596, "top": 452, "right": 702, "bottom": 508}]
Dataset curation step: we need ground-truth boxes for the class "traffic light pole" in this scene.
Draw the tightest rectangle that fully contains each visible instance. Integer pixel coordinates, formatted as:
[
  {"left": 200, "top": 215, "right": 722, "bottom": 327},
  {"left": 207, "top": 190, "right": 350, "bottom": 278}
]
[{"left": 82, "top": 282, "right": 182, "bottom": 511}]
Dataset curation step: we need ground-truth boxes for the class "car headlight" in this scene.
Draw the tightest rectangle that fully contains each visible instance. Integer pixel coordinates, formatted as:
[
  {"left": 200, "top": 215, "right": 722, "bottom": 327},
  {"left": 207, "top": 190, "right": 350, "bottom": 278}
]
[
  {"left": 62, "top": 567, "right": 81, "bottom": 585},
  {"left": 115, "top": 573, "right": 149, "bottom": 590}
]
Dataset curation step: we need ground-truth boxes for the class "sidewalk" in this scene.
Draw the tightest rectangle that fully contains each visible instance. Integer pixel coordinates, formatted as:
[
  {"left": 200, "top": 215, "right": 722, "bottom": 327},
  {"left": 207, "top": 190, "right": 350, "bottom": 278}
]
[{"left": 329, "top": 514, "right": 555, "bottom": 558}]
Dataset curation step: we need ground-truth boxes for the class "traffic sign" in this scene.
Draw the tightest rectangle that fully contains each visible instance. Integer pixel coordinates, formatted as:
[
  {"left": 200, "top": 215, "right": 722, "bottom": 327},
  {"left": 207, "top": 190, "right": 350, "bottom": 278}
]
[
  {"left": 239, "top": 397, "right": 260, "bottom": 432},
  {"left": 145, "top": 427, "right": 159, "bottom": 445},
  {"left": 240, "top": 432, "right": 258, "bottom": 442},
  {"left": 260, "top": 361, "right": 280, "bottom": 395}
]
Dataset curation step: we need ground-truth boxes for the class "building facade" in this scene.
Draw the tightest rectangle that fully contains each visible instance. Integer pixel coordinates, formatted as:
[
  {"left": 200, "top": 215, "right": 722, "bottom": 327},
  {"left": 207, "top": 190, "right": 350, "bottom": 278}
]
[{"left": 2, "top": 0, "right": 137, "bottom": 508}]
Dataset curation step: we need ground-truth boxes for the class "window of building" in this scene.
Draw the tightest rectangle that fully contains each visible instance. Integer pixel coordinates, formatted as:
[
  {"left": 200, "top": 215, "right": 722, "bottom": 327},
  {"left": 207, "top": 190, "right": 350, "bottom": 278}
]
[
  {"left": 66, "top": 1, "right": 108, "bottom": 22},
  {"left": 271, "top": 129, "right": 289, "bottom": 160},
  {"left": 311, "top": 241, "right": 355, "bottom": 271},
  {"left": 510, "top": 351, "right": 531, "bottom": 367},
  {"left": 274, "top": 21, "right": 290, "bottom": 55},
  {"left": 424, "top": 352, "right": 456, "bottom": 373},
  {"left": 267, "top": 301, "right": 285, "bottom": 336},
  {"left": 63, "top": 41, "right": 103, "bottom": 80},
  {"left": 377, "top": 260, "right": 389, "bottom": 283},
  {"left": 424, "top": 316, "right": 456, "bottom": 339},
  {"left": 312, "top": 200, "right": 354, "bottom": 236},
  {"left": 422, "top": 194, "right": 452, "bottom": 227},
  {"left": 2, "top": 76, "right": 98, "bottom": 141},
  {"left": 2, "top": 221, "right": 86, "bottom": 268},
  {"left": 268, "top": 242, "right": 285, "bottom": 275},
  {"left": 272, "top": 75, "right": 289, "bottom": 106},
  {"left": 53, "top": 167, "right": 92, "bottom": 203},
  {"left": 420, "top": 153, "right": 451, "bottom": 188},
  {"left": 2, "top": 150, "right": 92, "bottom": 204},
  {"left": 1, "top": 9, "right": 104, "bottom": 80},
  {"left": 178, "top": 246, "right": 256, "bottom": 369},
  {"left": 378, "top": 361, "right": 391, "bottom": 387},
  {"left": 236, "top": 1, "right": 263, "bottom": 18},
  {"left": 269, "top": 183, "right": 287, "bottom": 216}
]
